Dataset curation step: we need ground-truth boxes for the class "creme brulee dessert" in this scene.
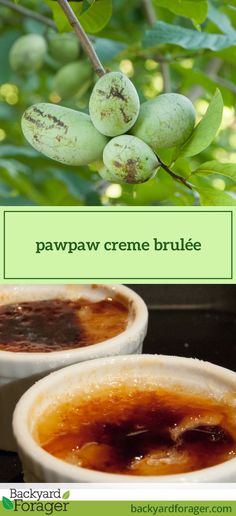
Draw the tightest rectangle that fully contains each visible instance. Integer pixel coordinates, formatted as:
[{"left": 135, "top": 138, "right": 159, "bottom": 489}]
[
  {"left": 35, "top": 384, "right": 236, "bottom": 476},
  {"left": 0, "top": 297, "right": 129, "bottom": 352}
]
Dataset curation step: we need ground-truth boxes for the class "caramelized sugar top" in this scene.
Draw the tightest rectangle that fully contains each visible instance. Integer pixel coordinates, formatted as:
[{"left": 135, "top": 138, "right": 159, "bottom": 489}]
[
  {"left": 36, "top": 385, "right": 236, "bottom": 476},
  {"left": 0, "top": 297, "right": 129, "bottom": 352}
]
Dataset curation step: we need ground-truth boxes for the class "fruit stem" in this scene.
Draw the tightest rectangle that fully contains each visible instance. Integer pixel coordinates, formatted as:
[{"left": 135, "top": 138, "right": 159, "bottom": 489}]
[
  {"left": 0, "top": 0, "right": 56, "bottom": 29},
  {"left": 57, "top": 0, "right": 106, "bottom": 77},
  {"left": 156, "top": 154, "right": 193, "bottom": 191}
]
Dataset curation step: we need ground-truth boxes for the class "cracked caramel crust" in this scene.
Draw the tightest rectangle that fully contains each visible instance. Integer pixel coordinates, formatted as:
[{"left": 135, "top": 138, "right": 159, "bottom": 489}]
[
  {"left": 38, "top": 386, "right": 236, "bottom": 476},
  {"left": 0, "top": 297, "right": 129, "bottom": 352}
]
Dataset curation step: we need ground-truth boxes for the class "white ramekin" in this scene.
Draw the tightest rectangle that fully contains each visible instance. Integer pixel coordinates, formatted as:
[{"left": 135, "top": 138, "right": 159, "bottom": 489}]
[
  {"left": 13, "top": 354, "right": 236, "bottom": 483},
  {"left": 0, "top": 285, "right": 148, "bottom": 451}
]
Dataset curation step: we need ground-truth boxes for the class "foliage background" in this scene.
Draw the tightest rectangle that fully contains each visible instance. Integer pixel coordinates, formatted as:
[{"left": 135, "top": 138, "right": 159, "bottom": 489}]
[{"left": 0, "top": 0, "right": 236, "bottom": 206}]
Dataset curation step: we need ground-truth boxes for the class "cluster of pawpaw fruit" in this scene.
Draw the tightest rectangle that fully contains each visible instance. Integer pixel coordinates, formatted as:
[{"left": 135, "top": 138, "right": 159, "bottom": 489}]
[
  {"left": 10, "top": 32, "right": 196, "bottom": 184},
  {"left": 9, "top": 31, "right": 92, "bottom": 100}
]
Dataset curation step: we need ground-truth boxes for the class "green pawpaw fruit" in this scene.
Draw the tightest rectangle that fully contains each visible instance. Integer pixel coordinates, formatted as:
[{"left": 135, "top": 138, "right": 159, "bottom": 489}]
[
  {"left": 9, "top": 34, "right": 47, "bottom": 73},
  {"left": 53, "top": 61, "right": 92, "bottom": 99},
  {"left": 131, "top": 93, "right": 196, "bottom": 150},
  {"left": 102, "top": 135, "right": 159, "bottom": 184},
  {"left": 89, "top": 72, "right": 140, "bottom": 137},
  {"left": 47, "top": 31, "right": 80, "bottom": 64},
  {"left": 21, "top": 103, "right": 109, "bottom": 166}
]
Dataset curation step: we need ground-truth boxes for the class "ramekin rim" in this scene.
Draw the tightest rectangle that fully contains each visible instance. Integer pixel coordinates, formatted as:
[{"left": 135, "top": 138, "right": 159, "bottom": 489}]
[
  {"left": 13, "top": 353, "right": 236, "bottom": 482},
  {"left": 0, "top": 285, "right": 148, "bottom": 363}
]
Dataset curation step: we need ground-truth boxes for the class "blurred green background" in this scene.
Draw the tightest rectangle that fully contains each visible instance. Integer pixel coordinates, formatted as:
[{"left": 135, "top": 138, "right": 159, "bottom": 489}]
[{"left": 0, "top": 0, "right": 236, "bottom": 206}]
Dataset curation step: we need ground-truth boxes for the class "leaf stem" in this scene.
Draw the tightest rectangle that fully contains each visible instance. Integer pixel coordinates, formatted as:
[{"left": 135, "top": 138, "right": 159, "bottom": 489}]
[
  {"left": 0, "top": 0, "right": 56, "bottom": 29},
  {"left": 57, "top": 0, "right": 106, "bottom": 77},
  {"left": 156, "top": 154, "right": 193, "bottom": 191}
]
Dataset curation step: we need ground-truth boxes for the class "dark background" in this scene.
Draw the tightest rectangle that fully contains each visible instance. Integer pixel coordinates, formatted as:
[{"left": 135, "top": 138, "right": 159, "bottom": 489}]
[{"left": 130, "top": 285, "right": 236, "bottom": 371}]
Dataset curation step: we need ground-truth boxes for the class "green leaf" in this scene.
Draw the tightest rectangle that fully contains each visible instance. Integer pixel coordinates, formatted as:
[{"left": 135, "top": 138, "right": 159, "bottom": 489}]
[
  {"left": 198, "top": 187, "right": 236, "bottom": 206},
  {"left": 0, "top": 145, "right": 39, "bottom": 159},
  {"left": 173, "top": 64, "right": 235, "bottom": 107},
  {"left": 82, "top": 0, "right": 93, "bottom": 14},
  {"left": 208, "top": 2, "right": 236, "bottom": 35},
  {"left": 2, "top": 498, "right": 14, "bottom": 510},
  {"left": 46, "top": 0, "right": 112, "bottom": 34},
  {"left": 222, "top": 0, "right": 236, "bottom": 7},
  {"left": 143, "top": 21, "right": 236, "bottom": 51},
  {"left": 194, "top": 161, "right": 236, "bottom": 182},
  {"left": 46, "top": 2, "right": 83, "bottom": 32},
  {"left": 62, "top": 491, "right": 70, "bottom": 500},
  {"left": 179, "top": 89, "right": 224, "bottom": 158},
  {"left": 153, "top": 0, "right": 208, "bottom": 24},
  {"left": 0, "top": 159, "right": 47, "bottom": 205},
  {"left": 93, "top": 38, "right": 126, "bottom": 62},
  {"left": 78, "top": 0, "right": 112, "bottom": 34}
]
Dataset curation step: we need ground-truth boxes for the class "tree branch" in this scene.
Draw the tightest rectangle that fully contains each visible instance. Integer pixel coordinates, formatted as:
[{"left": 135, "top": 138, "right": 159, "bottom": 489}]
[
  {"left": 143, "top": 0, "right": 156, "bottom": 25},
  {"left": 57, "top": 0, "right": 106, "bottom": 77},
  {"left": 0, "top": 0, "right": 56, "bottom": 29},
  {"left": 142, "top": 0, "right": 171, "bottom": 93},
  {"left": 156, "top": 154, "right": 193, "bottom": 191},
  {"left": 159, "top": 59, "right": 171, "bottom": 93}
]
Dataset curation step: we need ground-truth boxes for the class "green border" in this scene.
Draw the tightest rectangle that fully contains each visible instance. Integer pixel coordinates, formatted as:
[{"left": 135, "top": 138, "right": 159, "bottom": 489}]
[{"left": 3, "top": 210, "right": 233, "bottom": 280}]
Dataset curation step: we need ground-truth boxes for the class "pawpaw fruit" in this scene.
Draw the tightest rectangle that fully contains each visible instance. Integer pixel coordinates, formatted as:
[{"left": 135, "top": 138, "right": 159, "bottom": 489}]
[
  {"left": 9, "top": 34, "right": 47, "bottom": 73},
  {"left": 21, "top": 103, "right": 109, "bottom": 166}
]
